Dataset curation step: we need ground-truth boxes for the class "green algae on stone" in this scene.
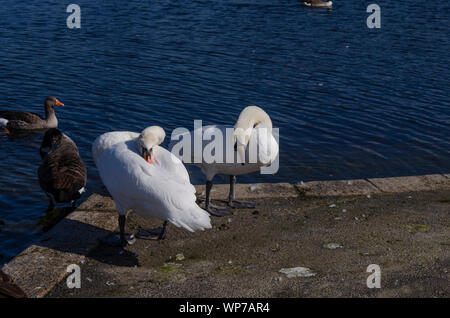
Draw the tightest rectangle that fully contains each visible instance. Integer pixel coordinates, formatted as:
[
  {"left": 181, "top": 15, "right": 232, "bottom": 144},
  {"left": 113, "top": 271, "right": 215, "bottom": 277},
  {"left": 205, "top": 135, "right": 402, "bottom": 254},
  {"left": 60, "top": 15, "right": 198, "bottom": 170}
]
[
  {"left": 215, "top": 264, "right": 244, "bottom": 276},
  {"left": 157, "top": 262, "right": 182, "bottom": 274},
  {"left": 156, "top": 262, "right": 186, "bottom": 282},
  {"left": 404, "top": 224, "right": 431, "bottom": 232},
  {"left": 38, "top": 207, "right": 74, "bottom": 232}
]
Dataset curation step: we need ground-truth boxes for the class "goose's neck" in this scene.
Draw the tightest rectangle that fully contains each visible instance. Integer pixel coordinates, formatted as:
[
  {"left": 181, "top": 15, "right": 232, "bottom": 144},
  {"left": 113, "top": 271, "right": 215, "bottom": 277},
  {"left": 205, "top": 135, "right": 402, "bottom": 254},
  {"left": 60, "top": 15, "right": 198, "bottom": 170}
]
[{"left": 44, "top": 106, "right": 57, "bottom": 126}]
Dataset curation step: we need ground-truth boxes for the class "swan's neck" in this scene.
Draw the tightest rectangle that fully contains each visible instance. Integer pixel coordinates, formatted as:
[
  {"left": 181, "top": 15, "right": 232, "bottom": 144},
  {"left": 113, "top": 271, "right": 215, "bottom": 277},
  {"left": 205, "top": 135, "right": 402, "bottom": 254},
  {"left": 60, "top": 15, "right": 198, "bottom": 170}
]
[{"left": 235, "top": 106, "right": 272, "bottom": 132}]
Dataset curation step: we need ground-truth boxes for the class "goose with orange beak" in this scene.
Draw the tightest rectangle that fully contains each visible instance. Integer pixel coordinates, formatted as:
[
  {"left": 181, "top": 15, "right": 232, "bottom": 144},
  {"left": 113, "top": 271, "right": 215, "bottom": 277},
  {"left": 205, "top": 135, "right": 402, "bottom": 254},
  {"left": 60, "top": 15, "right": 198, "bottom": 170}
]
[{"left": 0, "top": 96, "right": 64, "bottom": 134}]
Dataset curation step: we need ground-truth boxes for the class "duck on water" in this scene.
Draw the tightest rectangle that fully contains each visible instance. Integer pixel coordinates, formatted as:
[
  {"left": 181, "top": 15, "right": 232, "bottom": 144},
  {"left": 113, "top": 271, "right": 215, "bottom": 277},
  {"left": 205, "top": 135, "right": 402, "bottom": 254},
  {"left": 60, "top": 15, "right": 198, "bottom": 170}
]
[
  {"left": 0, "top": 96, "right": 64, "bottom": 134},
  {"left": 300, "top": 0, "right": 333, "bottom": 8}
]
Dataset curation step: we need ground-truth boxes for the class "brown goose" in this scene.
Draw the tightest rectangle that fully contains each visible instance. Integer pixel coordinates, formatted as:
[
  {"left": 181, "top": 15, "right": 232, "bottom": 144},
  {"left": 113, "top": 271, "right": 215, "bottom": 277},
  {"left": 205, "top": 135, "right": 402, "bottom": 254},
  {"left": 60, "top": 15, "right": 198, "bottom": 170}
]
[
  {"left": 301, "top": 0, "right": 333, "bottom": 8},
  {"left": 0, "top": 96, "right": 64, "bottom": 134},
  {"left": 38, "top": 129, "right": 87, "bottom": 210},
  {"left": 0, "top": 269, "right": 27, "bottom": 298}
]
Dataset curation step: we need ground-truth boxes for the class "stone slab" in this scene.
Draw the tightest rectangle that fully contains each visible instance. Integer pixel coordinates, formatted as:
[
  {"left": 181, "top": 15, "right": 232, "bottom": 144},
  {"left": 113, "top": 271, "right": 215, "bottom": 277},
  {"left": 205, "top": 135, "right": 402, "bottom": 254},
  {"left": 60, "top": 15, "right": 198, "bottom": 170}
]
[
  {"left": 368, "top": 174, "right": 450, "bottom": 193},
  {"left": 194, "top": 183, "right": 298, "bottom": 200},
  {"left": 1, "top": 211, "right": 117, "bottom": 298},
  {"left": 295, "top": 179, "right": 380, "bottom": 196}
]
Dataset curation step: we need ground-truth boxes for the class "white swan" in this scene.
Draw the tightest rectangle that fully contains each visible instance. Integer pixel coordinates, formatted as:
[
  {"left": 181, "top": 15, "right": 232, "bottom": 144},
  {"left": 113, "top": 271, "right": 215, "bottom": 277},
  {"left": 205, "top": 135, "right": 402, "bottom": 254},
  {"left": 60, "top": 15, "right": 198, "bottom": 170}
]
[
  {"left": 92, "top": 126, "right": 212, "bottom": 246},
  {"left": 169, "top": 106, "right": 279, "bottom": 216}
]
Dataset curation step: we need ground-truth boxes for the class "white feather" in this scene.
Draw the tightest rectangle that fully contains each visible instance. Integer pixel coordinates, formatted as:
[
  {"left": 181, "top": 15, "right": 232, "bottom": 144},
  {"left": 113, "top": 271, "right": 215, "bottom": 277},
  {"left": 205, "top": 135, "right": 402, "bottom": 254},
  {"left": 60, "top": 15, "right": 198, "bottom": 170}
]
[
  {"left": 0, "top": 118, "right": 8, "bottom": 127},
  {"left": 92, "top": 131, "right": 140, "bottom": 165},
  {"left": 169, "top": 107, "right": 279, "bottom": 181},
  {"left": 94, "top": 132, "right": 211, "bottom": 232}
]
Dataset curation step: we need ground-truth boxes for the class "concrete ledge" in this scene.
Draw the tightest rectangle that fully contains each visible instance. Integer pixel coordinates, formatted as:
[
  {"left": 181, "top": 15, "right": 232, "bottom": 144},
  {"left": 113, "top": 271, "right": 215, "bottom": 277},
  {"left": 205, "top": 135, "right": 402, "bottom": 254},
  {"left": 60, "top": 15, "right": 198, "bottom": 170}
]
[
  {"left": 367, "top": 174, "right": 449, "bottom": 193},
  {"left": 76, "top": 193, "right": 116, "bottom": 212},
  {"left": 296, "top": 179, "right": 380, "bottom": 196},
  {"left": 1, "top": 211, "right": 117, "bottom": 298},
  {"left": 296, "top": 174, "right": 450, "bottom": 197},
  {"left": 2, "top": 174, "right": 449, "bottom": 297},
  {"left": 195, "top": 182, "right": 299, "bottom": 200}
]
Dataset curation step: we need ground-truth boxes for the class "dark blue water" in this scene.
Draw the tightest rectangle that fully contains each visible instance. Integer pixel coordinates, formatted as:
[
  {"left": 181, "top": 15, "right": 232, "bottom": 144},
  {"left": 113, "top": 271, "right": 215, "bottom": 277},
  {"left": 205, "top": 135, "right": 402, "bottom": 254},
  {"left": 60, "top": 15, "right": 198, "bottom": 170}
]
[{"left": 0, "top": 0, "right": 449, "bottom": 264}]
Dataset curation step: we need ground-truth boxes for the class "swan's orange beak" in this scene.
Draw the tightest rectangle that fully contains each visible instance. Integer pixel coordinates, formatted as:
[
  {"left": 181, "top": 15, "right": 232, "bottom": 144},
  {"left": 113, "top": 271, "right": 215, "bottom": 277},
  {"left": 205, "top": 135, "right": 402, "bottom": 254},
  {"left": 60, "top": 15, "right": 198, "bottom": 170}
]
[
  {"left": 143, "top": 149, "right": 153, "bottom": 164},
  {"left": 146, "top": 152, "right": 153, "bottom": 164},
  {"left": 3, "top": 127, "right": 10, "bottom": 134},
  {"left": 55, "top": 99, "right": 64, "bottom": 106}
]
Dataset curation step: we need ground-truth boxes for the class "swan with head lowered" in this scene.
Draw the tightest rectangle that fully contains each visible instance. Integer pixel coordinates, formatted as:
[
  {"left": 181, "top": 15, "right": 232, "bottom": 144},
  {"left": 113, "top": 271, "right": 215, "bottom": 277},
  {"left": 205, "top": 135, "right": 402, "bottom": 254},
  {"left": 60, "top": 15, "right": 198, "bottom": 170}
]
[
  {"left": 92, "top": 126, "right": 212, "bottom": 246},
  {"left": 0, "top": 96, "right": 64, "bottom": 134},
  {"left": 169, "top": 106, "right": 279, "bottom": 216}
]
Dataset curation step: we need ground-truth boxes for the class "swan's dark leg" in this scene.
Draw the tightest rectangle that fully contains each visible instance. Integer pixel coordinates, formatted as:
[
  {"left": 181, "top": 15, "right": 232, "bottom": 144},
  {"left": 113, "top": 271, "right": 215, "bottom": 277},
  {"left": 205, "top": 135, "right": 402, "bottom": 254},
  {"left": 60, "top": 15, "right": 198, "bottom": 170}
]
[
  {"left": 205, "top": 180, "right": 232, "bottom": 216},
  {"left": 227, "top": 175, "right": 258, "bottom": 209},
  {"left": 100, "top": 215, "right": 135, "bottom": 247},
  {"left": 136, "top": 220, "right": 168, "bottom": 240},
  {"left": 118, "top": 215, "right": 127, "bottom": 246}
]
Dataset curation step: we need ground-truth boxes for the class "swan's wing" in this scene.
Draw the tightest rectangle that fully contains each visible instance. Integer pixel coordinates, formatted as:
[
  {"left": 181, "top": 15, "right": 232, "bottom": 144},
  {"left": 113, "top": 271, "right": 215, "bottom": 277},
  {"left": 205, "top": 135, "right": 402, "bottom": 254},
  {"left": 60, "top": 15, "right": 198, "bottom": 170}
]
[
  {"left": 92, "top": 131, "right": 139, "bottom": 165},
  {"left": 169, "top": 125, "right": 234, "bottom": 164},
  {"left": 97, "top": 142, "right": 210, "bottom": 231},
  {"left": 153, "top": 146, "right": 193, "bottom": 189}
]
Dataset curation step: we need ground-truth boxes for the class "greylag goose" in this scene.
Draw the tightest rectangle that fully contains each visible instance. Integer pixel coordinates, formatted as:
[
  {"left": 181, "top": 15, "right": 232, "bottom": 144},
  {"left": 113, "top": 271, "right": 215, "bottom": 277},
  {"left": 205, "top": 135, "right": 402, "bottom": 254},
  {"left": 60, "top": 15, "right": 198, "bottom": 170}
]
[
  {"left": 38, "top": 129, "right": 87, "bottom": 210},
  {"left": 0, "top": 96, "right": 64, "bottom": 134},
  {"left": 301, "top": 0, "right": 333, "bottom": 8},
  {"left": 0, "top": 269, "right": 27, "bottom": 298}
]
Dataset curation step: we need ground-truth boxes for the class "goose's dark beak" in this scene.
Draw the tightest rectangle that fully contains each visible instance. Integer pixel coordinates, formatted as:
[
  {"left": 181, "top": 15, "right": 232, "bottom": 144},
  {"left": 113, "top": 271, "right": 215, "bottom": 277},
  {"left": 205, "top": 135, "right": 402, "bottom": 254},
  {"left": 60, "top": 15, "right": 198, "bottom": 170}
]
[{"left": 55, "top": 99, "right": 64, "bottom": 106}]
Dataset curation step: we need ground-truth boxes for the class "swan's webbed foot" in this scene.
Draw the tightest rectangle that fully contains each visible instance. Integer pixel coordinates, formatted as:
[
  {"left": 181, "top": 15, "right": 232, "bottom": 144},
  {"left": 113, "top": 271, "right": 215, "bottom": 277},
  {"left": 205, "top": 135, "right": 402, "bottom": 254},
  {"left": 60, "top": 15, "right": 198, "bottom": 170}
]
[
  {"left": 196, "top": 197, "right": 206, "bottom": 205},
  {"left": 136, "top": 228, "right": 166, "bottom": 240},
  {"left": 206, "top": 204, "right": 233, "bottom": 217},
  {"left": 228, "top": 200, "right": 258, "bottom": 209},
  {"left": 100, "top": 233, "right": 136, "bottom": 247},
  {"left": 136, "top": 221, "right": 167, "bottom": 240}
]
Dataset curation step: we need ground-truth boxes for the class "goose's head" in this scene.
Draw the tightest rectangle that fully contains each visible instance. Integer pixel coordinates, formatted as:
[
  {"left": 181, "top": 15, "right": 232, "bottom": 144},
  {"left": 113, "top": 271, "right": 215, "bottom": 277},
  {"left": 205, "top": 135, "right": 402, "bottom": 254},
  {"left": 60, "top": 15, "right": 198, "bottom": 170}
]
[
  {"left": 40, "top": 128, "right": 64, "bottom": 159},
  {"left": 137, "top": 126, "right": 166, "bottom": 164},
  {"left": 45, "top": 96, "right": 64, "bottom": 108},
  {"left": 233, "top": 106, "right": 272, "bottom": 164}
]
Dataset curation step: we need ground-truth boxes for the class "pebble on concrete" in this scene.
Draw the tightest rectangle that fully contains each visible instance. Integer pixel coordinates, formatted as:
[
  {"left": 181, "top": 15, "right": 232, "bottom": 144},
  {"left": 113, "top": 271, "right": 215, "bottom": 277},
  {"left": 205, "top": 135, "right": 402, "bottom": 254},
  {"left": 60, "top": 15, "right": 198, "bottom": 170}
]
[{"left": 279, "top": 267, "right": 316, "bottom": 278}]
